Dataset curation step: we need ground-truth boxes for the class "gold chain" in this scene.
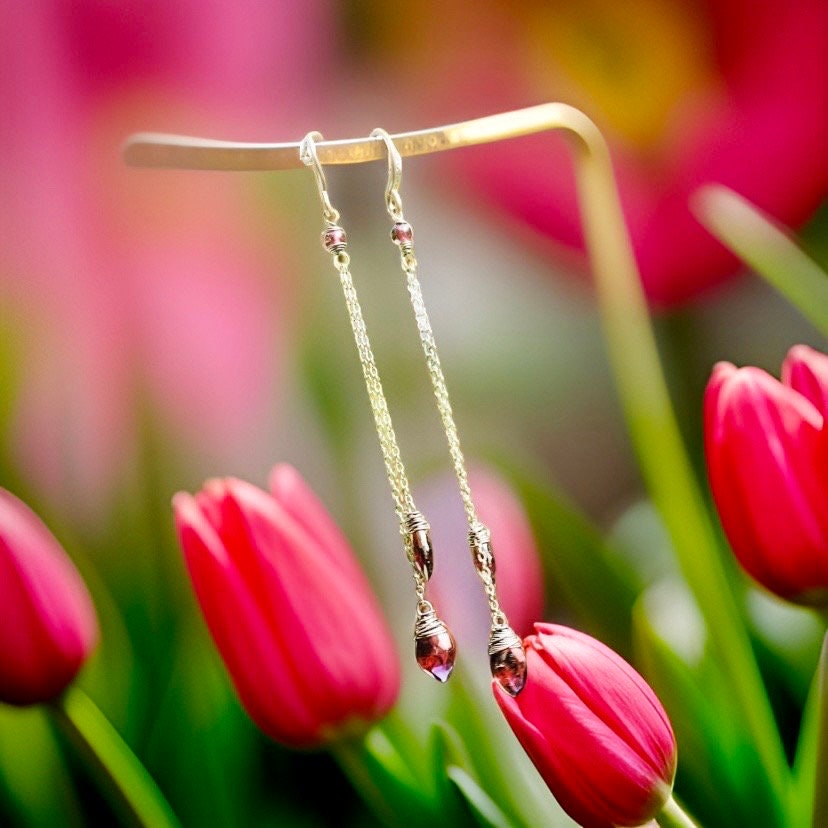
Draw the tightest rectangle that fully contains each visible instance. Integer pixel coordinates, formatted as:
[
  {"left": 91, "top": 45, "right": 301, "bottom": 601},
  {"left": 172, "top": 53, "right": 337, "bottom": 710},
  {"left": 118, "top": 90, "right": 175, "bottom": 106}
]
[
  {"left": 401, "top": 255, "right": 478, "bottom": 528},
  {"left": 334, "top": 253, "right": 415, "bottom": 522}
]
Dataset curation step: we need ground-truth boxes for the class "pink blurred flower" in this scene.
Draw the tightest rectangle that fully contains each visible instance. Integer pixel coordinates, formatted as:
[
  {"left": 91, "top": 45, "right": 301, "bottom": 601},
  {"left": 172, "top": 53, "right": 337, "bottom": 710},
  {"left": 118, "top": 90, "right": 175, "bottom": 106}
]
[
  {"left": 173, "top": 464, "right": 400, "bottom": 748},
  {"left": 357, "top": 0, "right": 828, "bottom": 306},
  {"left": 0, "top": 3, "right": 334, "bottom": 516},
  {"left": 417, "top": 465, "right": 544, "bottom": 644},
  {"left": 495, "top": 623, "right": 676, "bottom": 828},
  {"left": 705, "top": 345, "right": 828, "bottom": 604},
  {"left": 0, "top": 489, "right": 99, "bottom": 705}
]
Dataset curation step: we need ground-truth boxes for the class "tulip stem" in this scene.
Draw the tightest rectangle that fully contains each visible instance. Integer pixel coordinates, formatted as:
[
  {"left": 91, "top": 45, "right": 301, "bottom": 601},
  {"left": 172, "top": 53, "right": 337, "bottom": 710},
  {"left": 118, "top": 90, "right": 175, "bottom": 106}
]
[
  {"left": 657, "top": 795, "right": 698, "bottom": 828},
  {"left": 49, "top": 686, "right": 180, "bottom": 828},
  {"left": 555, "top": 110, "right": 791, "bottom": 811},
  {"left": 330, "top": 738, "right": 397, "bottom": 826}
]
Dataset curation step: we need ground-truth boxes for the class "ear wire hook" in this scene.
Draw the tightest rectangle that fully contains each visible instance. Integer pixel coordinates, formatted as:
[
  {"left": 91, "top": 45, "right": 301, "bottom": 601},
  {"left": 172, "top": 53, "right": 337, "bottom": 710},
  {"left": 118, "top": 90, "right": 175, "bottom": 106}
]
[
  {"left": 371, "top": 128, "right": 404, "bottom": 221},
  {"left": 299, "top": 131, "right": 340, "bottom": 224}
]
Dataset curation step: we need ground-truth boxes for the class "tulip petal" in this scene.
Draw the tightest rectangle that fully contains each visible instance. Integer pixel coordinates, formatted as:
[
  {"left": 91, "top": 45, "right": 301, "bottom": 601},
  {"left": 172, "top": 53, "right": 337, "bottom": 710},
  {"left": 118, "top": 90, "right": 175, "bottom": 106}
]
[
  {"left": 494, "top": 682, "right": 615, "bottom": 828},
  {"left": 0, "top": 490, "right": 98, "bottom": 704},
  {"left": 174, "top": 491, "right": 321, "bottom": 745},
  {"left": 268, "top": 464, "right": 366, "bottom": 582},
  {"left": 705, "top": 362, "right": 828, "bottom": 600},
  {"left": 494, "top": 625, "right": 675, "bottom": 827},
  {"left": 783, "top": 344, "right": 828, "bottom": 417}
]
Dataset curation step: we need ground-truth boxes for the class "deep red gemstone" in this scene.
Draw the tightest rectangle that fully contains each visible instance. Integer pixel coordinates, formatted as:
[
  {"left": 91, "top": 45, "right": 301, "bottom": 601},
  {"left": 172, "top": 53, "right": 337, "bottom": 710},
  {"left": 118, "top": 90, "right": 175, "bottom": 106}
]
[
  {"left": 415, "top": 628, "right": 457, "bottom": 683},
  {"left": 490, "top": 644, "right": 527, "bottom": 696},
  {"left": 391, "top": 221, "right": 413, "bottom": 246}
]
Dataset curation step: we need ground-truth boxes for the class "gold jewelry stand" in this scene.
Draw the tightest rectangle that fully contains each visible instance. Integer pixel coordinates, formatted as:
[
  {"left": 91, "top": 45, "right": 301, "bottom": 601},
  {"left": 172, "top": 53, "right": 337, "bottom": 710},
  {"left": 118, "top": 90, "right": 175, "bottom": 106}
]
[{"left": 124, "top": 103, "right": 603, "bottom": 171}]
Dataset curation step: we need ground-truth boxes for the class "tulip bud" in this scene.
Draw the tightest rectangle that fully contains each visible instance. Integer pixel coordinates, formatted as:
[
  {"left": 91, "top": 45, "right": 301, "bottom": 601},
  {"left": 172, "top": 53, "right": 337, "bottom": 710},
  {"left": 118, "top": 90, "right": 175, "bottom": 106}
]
[
  {"left": 0, "top": 489, "right": 99, "bottom": 705},
  {"left": 783, "top": 344, "right": 828, "bottom": 416},
  {"left": 704, "top": 346, "right": 828, "bottom": 605},
  {"left": 173, "top": 465, "right": 400, "bottom": 748},
  {"left": 494, "top": 623, "right": 676, "bottom": 828}
]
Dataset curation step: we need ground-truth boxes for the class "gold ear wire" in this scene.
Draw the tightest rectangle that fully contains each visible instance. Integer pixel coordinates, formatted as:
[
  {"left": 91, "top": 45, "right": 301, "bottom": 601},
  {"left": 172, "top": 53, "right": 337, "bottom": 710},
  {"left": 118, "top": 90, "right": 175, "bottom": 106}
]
[
  {"left": 299, "top": 131, "right": 340, "bottom": 224},
  {"left": 370, "top": 128, "right": 404, "bottom": 221}
]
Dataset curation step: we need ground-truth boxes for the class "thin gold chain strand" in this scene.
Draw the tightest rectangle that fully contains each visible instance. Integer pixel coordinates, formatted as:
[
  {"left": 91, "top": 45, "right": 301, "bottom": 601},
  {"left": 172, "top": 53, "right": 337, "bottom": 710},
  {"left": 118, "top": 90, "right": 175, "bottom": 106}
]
[
  {"left": 395, "top": 237, "right": 508, "bottom": 622},
  {"left": 333, "top": 253, "right": 415, "bottom": 522},
  {"left": 401, "top": 255, "right": 478, "bottom": 529},
  {"left": 392, "top": 222, "right": 526, "bottom": 693}
]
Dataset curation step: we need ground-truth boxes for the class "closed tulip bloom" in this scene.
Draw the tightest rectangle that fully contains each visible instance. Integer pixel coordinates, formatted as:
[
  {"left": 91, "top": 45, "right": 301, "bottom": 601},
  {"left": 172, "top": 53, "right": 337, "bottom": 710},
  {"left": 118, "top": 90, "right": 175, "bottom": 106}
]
[
  {"left": 0, "top": 489, "right": 99, "bottom": 705},
  {"left": 173, "top": 465, "right": 400, "bottom": 748},
  {"left": 494, "top": 623, "right": 676, "bottom": 828},
  {"left": 705, "top": 346, "right": 828, "bottom": 604}
]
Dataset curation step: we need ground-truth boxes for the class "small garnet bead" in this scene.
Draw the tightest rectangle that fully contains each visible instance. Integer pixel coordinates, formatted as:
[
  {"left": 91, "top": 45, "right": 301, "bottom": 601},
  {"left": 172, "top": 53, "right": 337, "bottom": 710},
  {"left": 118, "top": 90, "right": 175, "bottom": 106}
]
[
  {"left": 322, "top": 225, "right": 347, "bottom": 252},
  {"left": 390, "top": 221, "right": 414, "bottom": 246}
]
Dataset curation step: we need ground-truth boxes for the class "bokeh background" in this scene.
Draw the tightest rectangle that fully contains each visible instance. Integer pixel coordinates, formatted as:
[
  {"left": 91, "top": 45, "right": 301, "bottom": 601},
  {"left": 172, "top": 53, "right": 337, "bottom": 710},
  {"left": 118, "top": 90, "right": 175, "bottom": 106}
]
[{"left": 1, "top": 2, "right": 827, "bottom": 825}]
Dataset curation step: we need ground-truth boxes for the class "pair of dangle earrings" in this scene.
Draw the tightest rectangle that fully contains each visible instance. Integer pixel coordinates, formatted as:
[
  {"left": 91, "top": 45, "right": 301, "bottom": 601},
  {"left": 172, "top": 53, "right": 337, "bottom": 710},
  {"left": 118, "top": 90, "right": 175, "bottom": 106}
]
[{"left": 300, "top": 129, "right": 526, "bottom": 697}]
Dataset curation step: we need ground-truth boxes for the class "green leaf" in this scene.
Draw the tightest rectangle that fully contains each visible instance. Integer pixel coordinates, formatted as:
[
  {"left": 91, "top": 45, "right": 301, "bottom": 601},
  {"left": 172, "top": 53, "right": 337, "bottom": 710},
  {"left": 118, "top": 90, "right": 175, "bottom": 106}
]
[
  {"left": 331, "top": 714, "right": 453, "bottom": 827},
  {"left": 791, "top": 653, "right": 819, "bottom": 828},
  {"left": 746, "top": 590, "right": 824, "bottom": 710},
  {"left": 634, "top": 584, "right": 786, "bottom": 828},
  {"left": 498, "top": 463, "right": 639, "bottom": 658},
  {"left": 0, "top": 706, "right": 82, "bottom": 827},
  {"left": 447, "top": 766, "right": 518, "bottom": 828},
  {"left": 691, "top": 185, "right": 828, "bottom": 336},
  {"left": 796, "top": 633, "right": 828, "bottom": 828},
  {"left": 49, "top": 686, "right": 181, "bottom": 828},
  {"left": 144, "top": 620, "right": 256, "bottom": 828},
  {"left": 445, "top": 667, "right": 576, "bottom": 828},
  {"left": 428, "top": 721, "right": 475, "bottom": 824}
]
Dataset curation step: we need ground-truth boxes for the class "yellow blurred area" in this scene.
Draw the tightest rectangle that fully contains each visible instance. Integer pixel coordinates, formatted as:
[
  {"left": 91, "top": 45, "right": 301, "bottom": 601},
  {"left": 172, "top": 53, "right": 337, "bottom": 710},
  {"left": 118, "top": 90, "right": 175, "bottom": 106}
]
[{"left": 525, "top": 0, "right": 718, "bottom": 148}]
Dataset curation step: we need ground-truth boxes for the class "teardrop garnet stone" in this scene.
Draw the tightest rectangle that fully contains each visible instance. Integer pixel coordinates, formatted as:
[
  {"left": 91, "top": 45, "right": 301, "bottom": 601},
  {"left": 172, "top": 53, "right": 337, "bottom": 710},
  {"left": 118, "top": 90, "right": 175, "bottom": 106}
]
[{"left": 415, "top": 627, "right": 457, "bottom": 683}]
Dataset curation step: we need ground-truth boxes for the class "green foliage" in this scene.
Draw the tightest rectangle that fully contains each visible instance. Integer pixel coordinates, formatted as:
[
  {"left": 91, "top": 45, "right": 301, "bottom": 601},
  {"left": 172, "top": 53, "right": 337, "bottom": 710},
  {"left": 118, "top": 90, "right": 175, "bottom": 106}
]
[{"left": 693, "top": 185, "right": 828, "bottom": 337}]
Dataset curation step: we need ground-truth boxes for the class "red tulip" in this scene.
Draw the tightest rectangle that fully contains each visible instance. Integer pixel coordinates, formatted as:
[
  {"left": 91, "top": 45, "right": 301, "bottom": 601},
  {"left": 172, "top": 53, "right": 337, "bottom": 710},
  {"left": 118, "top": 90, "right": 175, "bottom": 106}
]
[
  {"left": 173, "top": 465, "right": 400, "bottom": 748},
  {"left": 705, "top": 345, "right": 828, "bottom": 604},
  {"left": 494, "top": 623, "right": 676, "bottom": 828},
  {"left": 0, "top": 489, "right": 99, "bottom": 705}
]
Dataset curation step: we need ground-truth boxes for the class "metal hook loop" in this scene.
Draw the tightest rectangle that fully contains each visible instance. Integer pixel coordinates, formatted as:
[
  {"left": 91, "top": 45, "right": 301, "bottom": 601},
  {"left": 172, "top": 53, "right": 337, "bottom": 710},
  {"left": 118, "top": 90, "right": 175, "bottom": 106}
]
[
  {"left": 299, "top": 130, "right": 340, "bottom": 224},
  {"left": 371, "top": 128, "right": 404, "bottom": 220}
]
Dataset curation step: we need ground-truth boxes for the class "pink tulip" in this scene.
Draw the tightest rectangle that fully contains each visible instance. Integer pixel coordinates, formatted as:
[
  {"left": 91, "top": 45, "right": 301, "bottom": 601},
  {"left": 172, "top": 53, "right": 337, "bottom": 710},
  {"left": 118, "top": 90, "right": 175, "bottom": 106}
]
[
  {"left": 705, "top": 345, "right": 828, "bottom": 604},
  {"left": 494, "top": 623, "right": 676, "bottom": 828},
  {"left": 173, "top": 465, "right": 400, "bottom": 748},
  {"left": 355, "top": 0, "right": 828, "bottom": 306},
  {"left": 0, "top": 2, "right": 334, "bottom": 517},
  {"left": 0, "top": 489, "right": 99, "bottom": 705}
]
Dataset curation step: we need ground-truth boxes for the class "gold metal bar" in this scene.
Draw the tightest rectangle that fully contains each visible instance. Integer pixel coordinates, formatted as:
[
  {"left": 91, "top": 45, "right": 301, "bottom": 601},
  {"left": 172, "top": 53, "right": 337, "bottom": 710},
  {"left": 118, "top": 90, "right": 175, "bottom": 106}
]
[{"left": 123, "top": 102, "right": 599, "bottom": 171}]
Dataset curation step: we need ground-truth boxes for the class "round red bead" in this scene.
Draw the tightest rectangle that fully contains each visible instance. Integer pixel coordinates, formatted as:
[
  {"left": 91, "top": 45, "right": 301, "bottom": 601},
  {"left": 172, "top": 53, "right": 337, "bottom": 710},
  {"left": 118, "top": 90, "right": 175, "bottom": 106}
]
[
  {"left": 322, "top": 226, "right": 347, "bottom": 251},
  {"left": 391, "top": 221, "right": 413, "bottom": 246}
]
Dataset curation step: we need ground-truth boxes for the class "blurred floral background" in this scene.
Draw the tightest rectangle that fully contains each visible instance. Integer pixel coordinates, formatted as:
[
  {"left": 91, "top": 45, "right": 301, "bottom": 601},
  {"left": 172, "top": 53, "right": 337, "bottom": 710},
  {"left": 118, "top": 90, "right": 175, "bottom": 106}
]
[{"left": 1, "top": 2, "right": 827, "bottom": 826}]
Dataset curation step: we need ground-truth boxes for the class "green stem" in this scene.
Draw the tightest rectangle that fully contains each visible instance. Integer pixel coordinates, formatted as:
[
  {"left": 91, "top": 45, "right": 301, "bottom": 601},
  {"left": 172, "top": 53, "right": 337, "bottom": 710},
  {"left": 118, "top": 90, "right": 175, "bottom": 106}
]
[
  {"left": 49, "top": 686, "right": 180, "bottom": 828},
  {"left": 329, "top": 736, "right": 410, "bottom": 828},
  {"left": 554, "top": 109, "right": 791, "bottom": 811},
  {"left": 810, "top": 634, "right": 828, "bottom": 828},
  {"left": 657, "top": 795, "right": 699, "bottom": 828}
]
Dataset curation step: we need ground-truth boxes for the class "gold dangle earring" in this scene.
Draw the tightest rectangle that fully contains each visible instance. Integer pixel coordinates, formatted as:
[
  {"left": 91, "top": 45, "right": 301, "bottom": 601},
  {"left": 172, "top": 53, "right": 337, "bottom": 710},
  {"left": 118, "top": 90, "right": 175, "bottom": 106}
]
[
  {"left": 299, "top": 132, "right": 457, "bottom": 684},
  {"left": 370, "top": 128, "right": 527, "bottom": 696}
]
